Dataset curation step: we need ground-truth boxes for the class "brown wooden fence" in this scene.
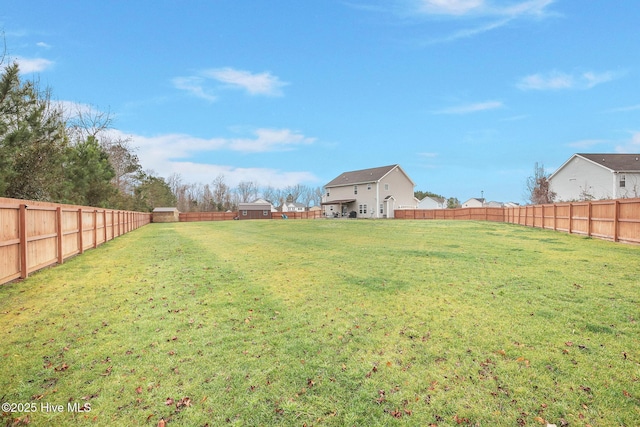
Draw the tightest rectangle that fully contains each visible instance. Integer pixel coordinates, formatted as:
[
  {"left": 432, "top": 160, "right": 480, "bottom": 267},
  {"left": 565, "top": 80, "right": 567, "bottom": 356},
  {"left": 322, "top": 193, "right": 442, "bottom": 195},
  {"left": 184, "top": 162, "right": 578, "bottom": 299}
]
[
  {"left": 0, "top": 197, "right": 152, "bottom": 285},
  {"left": 396, "top": 198, "right": 640, "bottom": 244},
  {"left": 179, "top": 210, "right": 323, "bottom": 222},
  {"left": 504, "top": 199, "right": 640, "bottom": 244},
  {"left": 395, "top": 207, "right": 505, "bottom": 222}
]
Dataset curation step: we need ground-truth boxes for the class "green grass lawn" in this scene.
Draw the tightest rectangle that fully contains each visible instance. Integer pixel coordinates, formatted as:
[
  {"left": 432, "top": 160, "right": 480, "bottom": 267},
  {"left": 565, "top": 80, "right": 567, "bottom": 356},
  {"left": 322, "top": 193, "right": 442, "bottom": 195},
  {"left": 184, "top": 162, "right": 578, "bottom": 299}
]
[{"left": 1, "top": 220, "right": 639, "bottom": 426}]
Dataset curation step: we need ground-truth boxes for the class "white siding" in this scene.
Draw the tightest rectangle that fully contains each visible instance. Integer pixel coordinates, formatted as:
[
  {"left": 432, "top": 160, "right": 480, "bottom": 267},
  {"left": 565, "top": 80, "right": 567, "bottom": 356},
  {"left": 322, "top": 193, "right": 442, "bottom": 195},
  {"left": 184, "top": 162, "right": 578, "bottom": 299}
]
[{"left": 551, "top": 157, "right": 614, "bottom": 201}]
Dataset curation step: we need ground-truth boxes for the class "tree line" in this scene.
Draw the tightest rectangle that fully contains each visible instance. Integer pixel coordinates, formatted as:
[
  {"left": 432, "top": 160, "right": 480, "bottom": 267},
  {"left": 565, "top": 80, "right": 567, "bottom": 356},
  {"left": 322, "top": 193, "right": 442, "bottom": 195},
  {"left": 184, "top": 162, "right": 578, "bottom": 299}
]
[{"left": 0, "top": 59, "right": 322, "bottom": 212}]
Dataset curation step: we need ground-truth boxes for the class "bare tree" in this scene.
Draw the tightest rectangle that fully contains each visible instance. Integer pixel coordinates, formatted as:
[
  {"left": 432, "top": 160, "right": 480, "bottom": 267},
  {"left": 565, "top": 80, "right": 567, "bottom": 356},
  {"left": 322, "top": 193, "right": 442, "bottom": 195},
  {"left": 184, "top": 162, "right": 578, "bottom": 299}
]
[
  {"left": 101, "top": 135, "right": 141, "bottom": 195},
  {"left": 236, "top": 181, "right": 258, "bottom": 203},
  {"left": 212, "top": 174, "right": 232, "bottom": 211},
  {"left": 66, "top": 104, "right": 112, "bottom": 143},
  {"left": 526, "top": 162, "right": 556, "bottom": 205}
]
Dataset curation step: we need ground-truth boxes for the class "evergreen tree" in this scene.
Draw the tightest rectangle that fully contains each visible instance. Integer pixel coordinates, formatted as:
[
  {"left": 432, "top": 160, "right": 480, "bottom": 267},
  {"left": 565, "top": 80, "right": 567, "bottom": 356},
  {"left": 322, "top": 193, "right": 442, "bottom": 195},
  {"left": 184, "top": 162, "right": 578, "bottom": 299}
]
[
  {"left": 0, "top": 62, "right": 68, "bottom": 200},
  {"left": 62, "top": 136, "right": 117, "bottom": 206}
]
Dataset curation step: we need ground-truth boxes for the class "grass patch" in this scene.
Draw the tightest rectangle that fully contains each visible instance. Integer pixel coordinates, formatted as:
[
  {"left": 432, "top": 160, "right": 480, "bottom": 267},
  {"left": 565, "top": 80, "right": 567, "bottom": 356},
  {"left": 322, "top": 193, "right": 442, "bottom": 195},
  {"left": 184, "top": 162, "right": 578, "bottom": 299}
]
[{"left": 1, "top": 220, "right": 639, "bottom": 426}]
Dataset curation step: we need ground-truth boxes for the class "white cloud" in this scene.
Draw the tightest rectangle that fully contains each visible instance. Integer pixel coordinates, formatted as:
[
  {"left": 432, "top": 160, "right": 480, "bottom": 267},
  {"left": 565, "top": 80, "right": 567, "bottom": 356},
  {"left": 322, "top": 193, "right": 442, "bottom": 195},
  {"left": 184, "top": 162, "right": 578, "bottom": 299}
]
[
  {"left": 173, "top": 67, "right": 288, "bottom": 100},
  {"left": 416, "top": 0, "right": 554, "bottom": 17},
  {"left": 607, "top": 104, "right": 640, "bottom": 113},
  {"left": 172, "top": 76, "right": 217, "bottom": 102},
  {"left": 228, "top": 128, "right": 315, "bottom": 152},
  {"left": 36, "top": 42, "right": 52, "bottom": 49},
  {"left": 203, "top": 67, "right": 288, "bottom": 96},
  {"left": 517, "top": 70, "right": 621, "bottom": 91},
  {"left": 418, "top": 152, "right": 439, "bottom": 157},
  {"left": 162, "top": 162, "right": 318, "bottom": 189},
  {"left": 567, "top": 139, "right": 608, "bottom": 149},
  {"left": 100, "top": 127, "right": 319, "bottom": 188},
  {"left": 615, "top": 132, "right": 640, "bottom": 153},
  {"left": 413, "top": 0, "right": 556, "bottom": 43},
  {"left": 12, "top": 56, "right": 54, "bottom": 73},
  {"left": 418, "top": 0, "right": 485, "bottom": 16},
  {"left": 434, "top": 100, "right": 503, "bottom": 114}
]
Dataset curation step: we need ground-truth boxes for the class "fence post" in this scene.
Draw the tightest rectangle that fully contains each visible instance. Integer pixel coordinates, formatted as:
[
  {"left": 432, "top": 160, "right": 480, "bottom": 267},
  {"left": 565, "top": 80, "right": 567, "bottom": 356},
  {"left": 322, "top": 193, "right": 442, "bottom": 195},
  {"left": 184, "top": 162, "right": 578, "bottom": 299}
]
[
  {"left": 57, "top": 207, "right": 64, "bottom": 264},
  {"left": 78, "top": 208, "right": 84, "bottom": 254},
  {"left": 587, "top": 202, "right": 592, "bottom": 237},
  {"left": 103, "top": 210, "right": 108, "bottom": 243},
  {"left": 19, "top": 204, "right": 28, "bottom": 279},
  {"left": 93, "top": 210, "right": 98, "bottom": 248},
  {"left": 568, "top": 203, "right": 573, "bottom": 235},
  {"left": 613, "top": 200, "right": 620, "bottom": 242},
  {"left": 553, "top": 204, "right": 557, "bottom": 231}
]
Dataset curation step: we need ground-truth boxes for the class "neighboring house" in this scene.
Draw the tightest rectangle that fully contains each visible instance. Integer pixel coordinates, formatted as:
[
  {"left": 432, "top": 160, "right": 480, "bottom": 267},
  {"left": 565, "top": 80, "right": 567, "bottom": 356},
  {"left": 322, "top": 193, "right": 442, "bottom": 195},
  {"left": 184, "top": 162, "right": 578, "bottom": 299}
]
[
  {"left": 321, "top": 164, "right": 416, "bottom": 218},
  {"left": 253, "top": 198, "right": 278, "bottom": 212},
  {"left": 485, "top": 201, "right": 504, "bottom": 208},
  {"left": 549, "top": 153, "right": 640, "bottom": 201},
  {"left": 418, "top": 196, "right": 446, "bottom": 209},
  {"left": 462, "top": 198, "right": 485, "bottom": 208},
  {"left": 238, "top": 202, "right": 272, "bottom": 220},
  {"left": 282, "top": 201, "right": 306, "bottom": 213}
]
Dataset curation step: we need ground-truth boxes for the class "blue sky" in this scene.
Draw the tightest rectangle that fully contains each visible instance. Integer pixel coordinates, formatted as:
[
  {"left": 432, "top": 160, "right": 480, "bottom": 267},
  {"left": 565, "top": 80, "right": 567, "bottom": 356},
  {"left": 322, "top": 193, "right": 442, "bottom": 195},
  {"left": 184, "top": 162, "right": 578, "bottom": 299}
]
[{"left": 3, "top": 0, "right": 640, "bottom": 203}]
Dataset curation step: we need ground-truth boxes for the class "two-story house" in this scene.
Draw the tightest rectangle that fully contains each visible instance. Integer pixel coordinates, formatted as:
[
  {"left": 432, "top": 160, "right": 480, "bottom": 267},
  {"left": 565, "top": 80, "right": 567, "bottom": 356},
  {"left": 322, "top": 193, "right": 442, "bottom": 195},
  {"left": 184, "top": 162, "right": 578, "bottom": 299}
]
[
  {"left": 549, "top": 153, "right": 640, "bottom": 201},
  {"left": 321, "top": 164, "right": 416, "bottom": 218}
]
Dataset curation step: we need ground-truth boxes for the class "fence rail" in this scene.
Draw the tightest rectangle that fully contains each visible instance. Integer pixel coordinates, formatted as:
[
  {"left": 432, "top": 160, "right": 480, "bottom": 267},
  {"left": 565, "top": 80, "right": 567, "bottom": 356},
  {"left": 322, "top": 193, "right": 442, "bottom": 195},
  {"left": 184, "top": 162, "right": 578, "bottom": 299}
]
[
  {"left": 178, "top": 210, "right": 323, "bottom": 222},
  {"left": 396, "top": 198, "right": 640, "bottom": 244},
  {"left": 0, "top": 197, "right": 152, "bottom": 285}
]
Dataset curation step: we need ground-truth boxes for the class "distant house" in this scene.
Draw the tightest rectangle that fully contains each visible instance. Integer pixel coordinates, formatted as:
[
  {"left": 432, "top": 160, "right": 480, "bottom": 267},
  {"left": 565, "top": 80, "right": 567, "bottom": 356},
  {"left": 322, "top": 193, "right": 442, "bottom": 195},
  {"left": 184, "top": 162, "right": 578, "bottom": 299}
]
[
  {"left": 321, "top": 164, "right": 416, "bottom": 218},
  {"left": 253, "top": 198, "right": 278, "bottom": 212},
  {"left": 282, "top": 201, "right": 306, "bottom": 213},
  {"left": 418, "top": 196, "right": 446, "bottom": 209},
  {"left": 462, "top": 198, "right": 485, "bottom": 208},
  {"left": 549, "top": 153, "right": 640, "bottom": 201},
  {"left": 238, "top": 202, "right": 272, "bottom": 220}
]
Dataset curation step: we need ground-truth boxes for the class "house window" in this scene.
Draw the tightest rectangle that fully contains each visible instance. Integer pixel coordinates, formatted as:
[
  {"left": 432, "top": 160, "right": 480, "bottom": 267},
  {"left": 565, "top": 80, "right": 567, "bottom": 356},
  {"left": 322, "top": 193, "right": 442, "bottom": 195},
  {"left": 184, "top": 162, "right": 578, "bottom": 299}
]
[
  {"left": 359, "top": 204, "right": 367, "bottom": 214},
  {"left": 384, "top": 183, "right": 389, "bottom": 191},
  {"left": 620, "top": 175, "right": 626, "bottom": 188},
  {"left": 326, "top": 190, "right": 330, "bottom": 197},
  {"left": 354, "top": 185, "right": 358, "bottom": 195},
  {"left": 380, "top": 204, "right": 383, "bottom": 214},
  {"left": 263, "top": 210, "right": 269, "bottom": 216},
  {"left": 242, "top": 210, "right": 247, "bottom": 216},
  {"left": 367, "top": 183, "right": 372, "bottom": 190}
]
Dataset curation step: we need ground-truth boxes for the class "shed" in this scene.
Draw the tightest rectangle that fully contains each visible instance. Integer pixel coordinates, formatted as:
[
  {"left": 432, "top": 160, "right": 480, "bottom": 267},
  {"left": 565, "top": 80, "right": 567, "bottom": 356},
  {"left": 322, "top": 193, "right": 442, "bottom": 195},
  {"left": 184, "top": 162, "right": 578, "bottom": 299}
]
[
  {"left": 238, "top": 203, "right": 273, "bottom": 220},
  {"left": 152, "top": 207, "right": 180, "bottom": 223}
]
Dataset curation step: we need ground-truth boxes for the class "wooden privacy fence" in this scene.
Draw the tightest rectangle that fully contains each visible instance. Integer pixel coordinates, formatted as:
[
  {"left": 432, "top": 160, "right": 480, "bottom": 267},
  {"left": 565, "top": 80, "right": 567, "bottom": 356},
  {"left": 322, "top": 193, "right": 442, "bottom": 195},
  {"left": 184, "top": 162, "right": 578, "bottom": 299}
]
[
  {"left": 395, "top": 207, "right": 506, "bottom": 222},
  {"left": 179, "top": 210, "right": 323, "bottom": 222},
  {"left": 0, "top": 197, "right": 152, "bottom": 285},
  {"left": 396, "top": 198, "right": 640, "bottom": 244},
  {"left": 504, "top": 199, "right": 640, "bottom": 244}
]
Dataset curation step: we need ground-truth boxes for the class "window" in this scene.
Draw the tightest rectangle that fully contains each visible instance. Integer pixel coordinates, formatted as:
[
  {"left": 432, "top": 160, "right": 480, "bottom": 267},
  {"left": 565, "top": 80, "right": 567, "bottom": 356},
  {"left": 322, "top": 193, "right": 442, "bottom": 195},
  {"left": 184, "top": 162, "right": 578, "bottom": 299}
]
[
  {"left": 367, "top": 183, "right": 372, "bottom": 190},
  {"left": 354, "top": 185, "right": 358, "bottom": 195},
  {"left": 359, "top": 204, "right": 367, "bottom": 214},
  {"left": 620, "top": 175, "right": 626, "bottom": 188},
  {"left": 263, "top": 210, "right": 269, "bottom": 216},
  {"left": 242, "top": 210, "right": 247, "bottom": 216},
  {"left": 384, "top": 183, "right": 389, "bottom": 191},
  {"left": 326, "top": 190, "right": 330, "bottom": 197},
  {"left": 380, "top": 204, "right": 383, "bottom": 214}
]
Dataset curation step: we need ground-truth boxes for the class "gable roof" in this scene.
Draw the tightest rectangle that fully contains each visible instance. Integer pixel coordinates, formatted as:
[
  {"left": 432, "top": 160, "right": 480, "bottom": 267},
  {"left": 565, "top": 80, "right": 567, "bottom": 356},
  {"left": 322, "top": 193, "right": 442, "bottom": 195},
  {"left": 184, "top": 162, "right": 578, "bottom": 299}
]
[
  {"left": 325, "top": 164, "right": 414, "bottom": 188},
  {"left": 577, "top": 153, "right": 640, "bottom": 172},
  {"left": 550, "top": 153, "right": 640, "bottom": 180}
]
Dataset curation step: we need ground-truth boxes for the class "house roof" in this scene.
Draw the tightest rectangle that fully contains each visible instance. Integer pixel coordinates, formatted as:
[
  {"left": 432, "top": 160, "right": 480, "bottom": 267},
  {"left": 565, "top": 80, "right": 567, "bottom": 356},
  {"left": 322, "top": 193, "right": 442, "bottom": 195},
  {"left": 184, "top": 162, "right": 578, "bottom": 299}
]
[
  {"left": 576, "top": 154, "right": 640, "bottom": 172},
  {"left": 550, "top": 153, "right": 640, "bottom": 180},
  {"left": 325, "top": 164, "right": 414, "bottom": 188},
  {"left": 238, "top": 202, "right": 272, "bottom": 210},
  {"left": 421, "top": 196, "right": 446, "bottom": 204}
]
